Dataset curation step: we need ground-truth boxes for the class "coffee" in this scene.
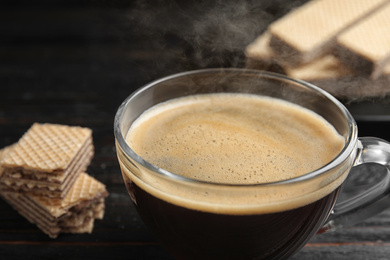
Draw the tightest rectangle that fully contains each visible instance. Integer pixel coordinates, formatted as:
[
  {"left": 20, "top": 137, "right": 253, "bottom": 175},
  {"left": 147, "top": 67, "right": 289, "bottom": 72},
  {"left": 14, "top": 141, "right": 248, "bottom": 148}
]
[
  {"left": 124, "top": 178, "right": 339, "bottom": 259},
  {"left": 127, "top": 93, "right": 344, "bottom": 185},
  {"left": 122, "top": 93, "right": 346, "bottom": 259}
]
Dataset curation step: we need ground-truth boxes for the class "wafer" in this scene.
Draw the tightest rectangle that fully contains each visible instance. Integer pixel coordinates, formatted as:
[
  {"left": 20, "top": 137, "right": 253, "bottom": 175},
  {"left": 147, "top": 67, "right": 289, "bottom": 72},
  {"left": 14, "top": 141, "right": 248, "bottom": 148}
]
[
  {"left": 284, "top": 54, "right": 354, "bottom": 81},
  {"left": 0, "top": 123, "right": 93, "bottom": 198},
  {"left": 287, "top": 57, "right": 390, "bottom": 99},
  {"left": 245, "top": 31, "right": 285, "bottom": 73},
  {"left": 245, "top": 30, "right": 390, "bottom": 99},
  {"left": 268, "top": 0, "right": 389, "bottom": 65},
  {"left": 245, "top": 30, "right": 354, "bottom": 80},
  {"left": 0, "top": 145, "right": 14, "bottom": 179},
  {"left": 335, "top": 2, "right": 390, "bottom": 79},
  {"left": 0, "top": 172, "right": 108, "bottom": 238}
]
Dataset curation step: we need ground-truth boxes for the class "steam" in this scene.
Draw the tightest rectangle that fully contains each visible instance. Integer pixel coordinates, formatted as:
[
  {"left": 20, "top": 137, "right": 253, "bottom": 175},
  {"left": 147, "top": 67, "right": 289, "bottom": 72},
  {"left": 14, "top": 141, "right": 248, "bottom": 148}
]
[{"left": 124, "top": 0, "right": 275, "bottom": 73}]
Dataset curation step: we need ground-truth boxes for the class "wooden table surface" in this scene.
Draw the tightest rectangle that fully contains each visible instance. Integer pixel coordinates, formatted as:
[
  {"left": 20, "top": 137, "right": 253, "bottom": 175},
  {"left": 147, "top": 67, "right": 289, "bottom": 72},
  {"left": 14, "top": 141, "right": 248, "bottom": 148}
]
[{"left": 1, "top": 1, "right": 390, "bottom": 259}]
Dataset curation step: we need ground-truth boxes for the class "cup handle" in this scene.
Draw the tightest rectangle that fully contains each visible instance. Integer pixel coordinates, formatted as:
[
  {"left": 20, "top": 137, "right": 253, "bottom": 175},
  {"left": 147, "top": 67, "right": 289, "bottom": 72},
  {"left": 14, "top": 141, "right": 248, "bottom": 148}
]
[{"left": 319, "top": 137, "right": 390, "bottom": 234}]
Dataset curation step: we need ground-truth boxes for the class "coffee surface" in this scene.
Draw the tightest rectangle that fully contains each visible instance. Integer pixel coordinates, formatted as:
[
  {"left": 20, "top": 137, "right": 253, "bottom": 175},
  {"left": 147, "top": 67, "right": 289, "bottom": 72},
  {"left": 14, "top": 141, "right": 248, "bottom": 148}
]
[{"left": 126, "top": 93, "right": 344, "bottom": 184}]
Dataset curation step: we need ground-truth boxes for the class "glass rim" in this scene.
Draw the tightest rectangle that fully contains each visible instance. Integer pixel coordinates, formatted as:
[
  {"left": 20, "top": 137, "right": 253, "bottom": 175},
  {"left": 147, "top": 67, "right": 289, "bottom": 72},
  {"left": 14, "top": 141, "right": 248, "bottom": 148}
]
[{"left": 114, "top": 68, "right": 358, "bottom": 187}]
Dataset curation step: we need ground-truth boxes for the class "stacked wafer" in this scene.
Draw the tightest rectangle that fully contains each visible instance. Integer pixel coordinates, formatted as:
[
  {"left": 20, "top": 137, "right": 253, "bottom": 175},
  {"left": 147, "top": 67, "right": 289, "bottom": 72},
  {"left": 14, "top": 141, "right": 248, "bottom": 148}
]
[
  {"left": 0, "top": 123, "right": 109, "bottom": 238},
  {"left": 245, "top": 0, "right": 390, "bottom": 99}
]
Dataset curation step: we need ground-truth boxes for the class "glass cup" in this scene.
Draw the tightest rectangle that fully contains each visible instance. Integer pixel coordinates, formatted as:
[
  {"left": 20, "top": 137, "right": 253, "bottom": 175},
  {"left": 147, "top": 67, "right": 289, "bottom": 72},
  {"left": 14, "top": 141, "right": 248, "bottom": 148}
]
[{"left": 114, "top": 68, "right": 390, "bottom": 260}]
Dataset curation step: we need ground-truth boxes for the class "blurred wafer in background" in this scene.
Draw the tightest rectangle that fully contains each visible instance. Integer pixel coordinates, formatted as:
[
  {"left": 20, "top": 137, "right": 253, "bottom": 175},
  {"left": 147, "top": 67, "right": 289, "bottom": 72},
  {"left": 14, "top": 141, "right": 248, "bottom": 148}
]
[
  {"left": 245, "top": 0, "right": 390, "bottom": 100},
  {"left": 245, "top": 32, "right": 285, "bottom": 74},
  {"left": 268, "top": 0, "right": 389, "bottom": 65},
  {"left": 334, "top": 2, "right": 390, "bottom": 79}
]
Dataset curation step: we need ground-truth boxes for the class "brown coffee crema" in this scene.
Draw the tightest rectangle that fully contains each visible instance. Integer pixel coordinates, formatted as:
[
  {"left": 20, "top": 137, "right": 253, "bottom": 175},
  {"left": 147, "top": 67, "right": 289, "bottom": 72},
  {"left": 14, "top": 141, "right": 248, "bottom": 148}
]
[
  {"left": 124, "top": 93, "right": 346, "bottom": 214},
  {"left": 127, "top": 93, "right": 344, "bottom": 183}
]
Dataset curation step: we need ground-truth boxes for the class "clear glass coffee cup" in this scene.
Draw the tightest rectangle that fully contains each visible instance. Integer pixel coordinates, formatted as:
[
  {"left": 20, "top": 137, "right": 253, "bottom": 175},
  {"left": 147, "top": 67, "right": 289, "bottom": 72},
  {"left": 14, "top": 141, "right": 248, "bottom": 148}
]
[{"left": 114, "top": 68, "right": 390, "bottom": 260}]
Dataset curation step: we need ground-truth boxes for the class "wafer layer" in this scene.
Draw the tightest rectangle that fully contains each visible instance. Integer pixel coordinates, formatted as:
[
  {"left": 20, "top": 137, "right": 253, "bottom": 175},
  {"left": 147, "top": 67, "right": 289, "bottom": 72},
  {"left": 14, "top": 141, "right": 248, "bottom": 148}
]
[
  {"left": 335, "top": 2, "right": 390, "bottom": 79},
  {"left": 0, "top": 145, "right": 14, "bottom": 178},
  {"left": 0, "top": 172, "right": 108, "bottom": 238},
  {"left": 246, "top": 31, "right": 354, "bottom": 80},
  {"left": 268, "top": 0, "right": 389, "bottom": 64},
  {"left": 0, "top": 123, "right": 93, "bottom": 198}
]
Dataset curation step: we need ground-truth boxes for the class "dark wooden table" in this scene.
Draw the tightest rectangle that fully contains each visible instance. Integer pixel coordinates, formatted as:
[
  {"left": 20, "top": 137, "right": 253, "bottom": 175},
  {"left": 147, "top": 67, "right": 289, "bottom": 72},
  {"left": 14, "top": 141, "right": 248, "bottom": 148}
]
[{"left": 1, "top": 1, "right": 390, "bottom": 259}]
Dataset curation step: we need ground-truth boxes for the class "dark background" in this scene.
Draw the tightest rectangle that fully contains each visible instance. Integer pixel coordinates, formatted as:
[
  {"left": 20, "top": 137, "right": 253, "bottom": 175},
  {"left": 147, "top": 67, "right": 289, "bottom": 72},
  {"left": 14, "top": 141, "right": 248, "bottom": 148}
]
[{"left": 1, "top": 1, "right": 390, "bottom": 259}]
